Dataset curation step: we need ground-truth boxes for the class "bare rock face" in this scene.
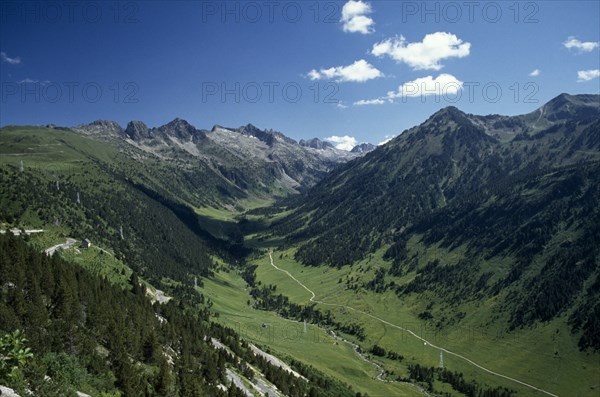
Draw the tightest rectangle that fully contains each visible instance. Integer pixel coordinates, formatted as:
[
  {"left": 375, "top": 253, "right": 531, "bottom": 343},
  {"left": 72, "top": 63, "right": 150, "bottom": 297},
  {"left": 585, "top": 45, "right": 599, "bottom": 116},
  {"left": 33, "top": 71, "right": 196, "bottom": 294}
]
[
  {"left": 299, "top": 138, "right": 334, "bottom": 150},
  {"left": 73, "top": 120, "right": 123, "bottom": 136},
  {"left": 124, "top": 120, "right": 151, "bottom": 140},
  {"left": 0, "top": 385, "right": 20, "bottom": 397},
  {"left": 351, "top": 143, "right": 376, "bottom": 153},
  {"left": 156, "top": 118, "right": 206, "bottom": 141}
]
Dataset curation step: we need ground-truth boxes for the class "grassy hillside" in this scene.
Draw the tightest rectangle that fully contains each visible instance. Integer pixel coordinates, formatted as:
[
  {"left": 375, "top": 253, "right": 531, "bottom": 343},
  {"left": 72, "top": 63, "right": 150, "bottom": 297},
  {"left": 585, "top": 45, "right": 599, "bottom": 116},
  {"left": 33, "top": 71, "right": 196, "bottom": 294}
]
[
  {"left": 200, "top": 266, "right": 426, "bottom": 397},
  {"left": 242, "top": 247, "right": 600, "bottom": 396},
  {"left": 241, "top": 95, "right": 600, "bottom": 396}
]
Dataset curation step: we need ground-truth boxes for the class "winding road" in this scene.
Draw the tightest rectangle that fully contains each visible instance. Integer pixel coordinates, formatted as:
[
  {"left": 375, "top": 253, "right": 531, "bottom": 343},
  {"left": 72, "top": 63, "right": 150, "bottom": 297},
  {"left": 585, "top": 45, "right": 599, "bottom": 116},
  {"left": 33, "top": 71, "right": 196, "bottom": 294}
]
[
  {"left": 268, "top": 251, "right": 559, "bottom": 397},
  {"left": 44, "top": 238, "right": 76, "bottom": 256},
  {"left": 0, "top": 229, "right": 75, "bottom": 257},
  {"left": 0, "top": 229, "right": 45, "bottom": 236}
]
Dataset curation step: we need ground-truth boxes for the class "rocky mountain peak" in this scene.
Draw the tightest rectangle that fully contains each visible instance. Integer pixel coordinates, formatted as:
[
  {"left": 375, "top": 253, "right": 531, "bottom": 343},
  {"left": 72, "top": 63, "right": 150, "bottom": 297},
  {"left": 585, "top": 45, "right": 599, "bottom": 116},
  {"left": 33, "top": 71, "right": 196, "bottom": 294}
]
[
  {"left": 420, "top": 106, "right": 479, "bottom": 138},
  {"left": 155, "top": 118, "right": 207, "bottom": 142},
  {"left": 541, "top": 93, "right": 600, "bottom": 122},
  {"left": 236, "top": 124, "right": 276, "bottom": 145},
  {"left": 90, "top": 120, "right": 122, "bottom": 129},
  {"left": 124, "top": 121, "right": 151, "bottom": 140},
  {"left": 299, "top": 138, "right": 334, "bottom": 150},
  {"left": 210, "top": 124, "right": 226, "bottom": 133},
  {"left": 430, "top": 106, "right": 469, "bottom": 123},
  {"left": 351, "top": 143, "right": 376, "bottom": 153},
  {"left": 74, "top": 120, "right": 123, "bottom": 135},
  {"left": 240, "top": 123, "right": 259, "bottom": 133}
]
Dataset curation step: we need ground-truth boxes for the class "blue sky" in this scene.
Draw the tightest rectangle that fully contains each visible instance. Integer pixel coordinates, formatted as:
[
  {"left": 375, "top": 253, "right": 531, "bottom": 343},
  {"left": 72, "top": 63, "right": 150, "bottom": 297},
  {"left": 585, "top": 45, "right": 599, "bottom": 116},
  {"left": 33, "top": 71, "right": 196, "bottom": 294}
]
[{"left": 1, "top": 1, "right": 599, "bottom": 147}]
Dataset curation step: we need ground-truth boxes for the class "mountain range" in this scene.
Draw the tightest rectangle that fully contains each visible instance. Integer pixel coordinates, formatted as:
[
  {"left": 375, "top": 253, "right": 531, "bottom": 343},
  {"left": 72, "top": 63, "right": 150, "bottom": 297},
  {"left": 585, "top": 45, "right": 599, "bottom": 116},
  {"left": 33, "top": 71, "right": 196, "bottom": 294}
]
[
  {"left": 276, "top": 93, "right": 600, "bottom": 264},
  {"left": 1, "top": 93, "right": 599, "bottom": 396},
  {"left": 72, "top": 119, "right": 373, "bottom": 198},
  {"left": 268, "top": 93, "right": 600, "bottom": 351}
]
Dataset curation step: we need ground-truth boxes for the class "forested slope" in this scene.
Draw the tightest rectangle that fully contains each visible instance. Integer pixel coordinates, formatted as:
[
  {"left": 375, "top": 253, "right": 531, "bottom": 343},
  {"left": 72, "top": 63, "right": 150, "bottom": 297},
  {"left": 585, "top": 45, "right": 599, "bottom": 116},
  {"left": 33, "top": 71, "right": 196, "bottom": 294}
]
[
  {"left": 268, "top": 94, "right": 600, "bottom": 351},
  {"left": 0, "top": 234, "right": 362, "bottom": 396}
]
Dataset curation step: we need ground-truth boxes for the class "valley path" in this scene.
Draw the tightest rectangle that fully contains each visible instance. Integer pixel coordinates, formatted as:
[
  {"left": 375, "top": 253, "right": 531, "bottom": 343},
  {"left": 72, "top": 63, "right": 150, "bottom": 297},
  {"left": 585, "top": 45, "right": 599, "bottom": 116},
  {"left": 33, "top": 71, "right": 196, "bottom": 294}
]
[{"left": 268, "top": 251, "right": 559, "bottom": 397}]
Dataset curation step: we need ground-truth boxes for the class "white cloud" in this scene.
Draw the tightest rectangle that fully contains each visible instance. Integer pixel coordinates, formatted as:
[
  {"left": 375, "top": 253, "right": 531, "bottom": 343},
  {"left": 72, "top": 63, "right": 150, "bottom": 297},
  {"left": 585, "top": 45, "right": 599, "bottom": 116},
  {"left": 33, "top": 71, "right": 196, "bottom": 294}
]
[
  {"left": 354, "top": 98, "right": 385, "bottom": 106},
  {"left": 1, "top": 52, "right": 21, "bottom": 65},
  {"left": 378, "top": 135, "right": 396, "bottom": 145},
  {"left": 387, "top": 74, "right": 463, "bottom": 98},
  {"left": 563, "top": 37, "right": 599, "bottom": 52},
  {"left": 577, "top": 69, "right": 600, "bottom": 82},
  {"left": 352, "top": 74, "right": 463, "bottom": 105},
  {"left": 325, "top": 135, "right": 358, "bottom": 151},
  {"left": 372, "top": 32, "right": 471, "bottom": 71},
  {"left": 308, "top": 59, "right": 383, "bottom": 83},
  {"left": 336, "top": 103, "right": 349, "bottom": 109},
  {"left": 16, "top": 78, "right": 50, "bottom": 85},
  {"left": 529, "top": 69, "right": 540, "bottom": 77},
  {"left": 341, "top": 0, "right": 374, "bottom": 34},
  {"left": 308, "top": 70, "right": 323, "bottom": 80}
]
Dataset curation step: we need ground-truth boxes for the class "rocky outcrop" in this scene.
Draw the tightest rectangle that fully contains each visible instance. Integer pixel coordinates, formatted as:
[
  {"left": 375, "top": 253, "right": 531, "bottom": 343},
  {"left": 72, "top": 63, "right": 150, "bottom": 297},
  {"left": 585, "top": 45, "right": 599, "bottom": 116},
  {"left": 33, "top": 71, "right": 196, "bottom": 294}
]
[
  {"left": 124, "top": 121, "right": 151, "bottom": 140},
  {"left": 73, "top": 120, "right": 123, "bottom": 136},
  {"left": 0, "top": 385, "right": 20, "bottom": 397},
  {"left": 351, "top": 143, "right": 376, "bottom": 153},
  {"left": 156, "top": 118, "right": 206, "bottom": 141},
  {"left": 299, "top": 138, "right": 334, "bottom": 150}
]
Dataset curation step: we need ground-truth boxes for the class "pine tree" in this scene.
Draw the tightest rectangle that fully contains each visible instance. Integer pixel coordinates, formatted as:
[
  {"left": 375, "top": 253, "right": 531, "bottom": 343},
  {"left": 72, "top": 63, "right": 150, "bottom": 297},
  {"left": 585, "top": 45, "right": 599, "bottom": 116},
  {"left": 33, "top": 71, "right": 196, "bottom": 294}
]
[{"left": 154, "top": 356, "right": 173, "bottom": 397}]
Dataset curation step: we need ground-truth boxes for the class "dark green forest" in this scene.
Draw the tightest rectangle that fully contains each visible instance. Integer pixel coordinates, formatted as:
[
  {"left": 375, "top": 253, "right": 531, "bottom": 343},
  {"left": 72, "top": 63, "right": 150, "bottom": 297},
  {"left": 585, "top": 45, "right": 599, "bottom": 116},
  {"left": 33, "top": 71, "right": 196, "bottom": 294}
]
[
  {"left": 0, "top": 164, "right": 220, "bottom": 285},
  {"left": 0, "top": 234, "right": 361, "bottom": 396}
]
